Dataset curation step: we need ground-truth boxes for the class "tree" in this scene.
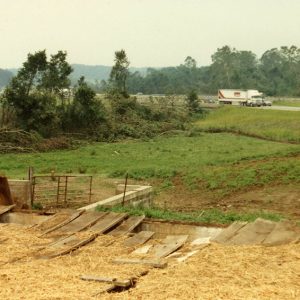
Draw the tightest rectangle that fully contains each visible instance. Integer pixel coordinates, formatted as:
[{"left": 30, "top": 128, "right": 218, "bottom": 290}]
[
  {"left": 209, "top": 46, "right": 259, "bottom": 92},
  {"left": 4, "top": 50, "right": 72, "bottom": 133},
  {"left": 109, "top": 49, "right": 130, "bottom": 97},
  {"left": 40, "top": 51, "right": 73, "bottom": 96},
  {"left": 184, "top": 56, "right": 197, "bottom": 69},
  {"left": 67, "top": 77, "right": 106, "bottom": 132},
  {"left": 259, "top": 46, "right": 300, "bottom": 96},
  {"left": 185, "top": 90, "right": 201, "bottom": 114}
]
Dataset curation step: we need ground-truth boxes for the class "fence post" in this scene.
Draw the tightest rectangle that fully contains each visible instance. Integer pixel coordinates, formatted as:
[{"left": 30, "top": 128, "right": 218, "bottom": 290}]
[{"left": 28, "top": 167, "right": 34, "bottom": 207}]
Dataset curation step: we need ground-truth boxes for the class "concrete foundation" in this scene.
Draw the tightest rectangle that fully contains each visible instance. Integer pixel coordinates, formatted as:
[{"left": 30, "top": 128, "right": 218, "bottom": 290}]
[
  {"left": 79, "top": 185, "right": 152, "bottom": 211},
  {"left": 0, "top": 212, "right": 47, "bottom": 225},
  {"left": 138, "top": 219, "right": 223, "bottom": 242},
  {"left": 8, "top": 180, "right": 31, "bottom": 206}
]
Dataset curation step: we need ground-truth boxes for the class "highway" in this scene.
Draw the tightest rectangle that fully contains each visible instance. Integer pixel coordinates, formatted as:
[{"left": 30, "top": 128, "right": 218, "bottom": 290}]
[{"left": 257, "top": 105, "right": 300, "bottom": 112}]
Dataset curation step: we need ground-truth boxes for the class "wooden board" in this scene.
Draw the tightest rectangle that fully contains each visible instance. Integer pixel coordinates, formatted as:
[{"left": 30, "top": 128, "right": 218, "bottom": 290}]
[
  {"left": 124, "top": 231, "right": 154, "bottom": 247},
  {"left": 37, "top": 233, "right": 98, "bottom": 259},
  {"left": 36, "top": 211, "right": 75, "bottom": 231},
  {"left": 150, "top": 235, "right": 188, "bottom": 258},
  {"left": 0, "top": 204, "right": 15, "bottom": 216},
  {"left": 113, "top": 258, "right": 167, "bottom": 269},
  {"left": 227, "top": 218, "right": 276, "bottom": 245},
  {"left": 89, "top": 212, "right": 128, "bottom": 234},
  {"left": 40, "top": 210, "right": 84, "bottom": 236},
  {"left": 54, "top": 211, "right": 107, "bottom": 234},
  {"left": 108, "top": 215, "right": 145, "bottom": 237},
  {"left": 263, "top": 220, "right": 300, "bottom": 246},
  {"left": 48, "top": 234, "right": 78, "bottom": 248},
  {"left": 211, "top": 221, "right": 247, "bottom": 244},
  {"left": 80, "top": 275, "right": 131, "bottom": 287}
]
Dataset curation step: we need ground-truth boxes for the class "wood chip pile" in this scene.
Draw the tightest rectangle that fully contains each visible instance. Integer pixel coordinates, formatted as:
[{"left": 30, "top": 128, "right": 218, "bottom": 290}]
[{"left": 0, "top": 222, "right": 299, "bottom": 299}]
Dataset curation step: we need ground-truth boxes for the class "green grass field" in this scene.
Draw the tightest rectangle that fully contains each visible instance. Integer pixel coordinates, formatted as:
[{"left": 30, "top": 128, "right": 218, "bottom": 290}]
[
  {"left": 196, "top": 106, "right": 300, "bottom": 143},
  {"left": 1, "top": 133, "right": 300, "bottom": 199}
]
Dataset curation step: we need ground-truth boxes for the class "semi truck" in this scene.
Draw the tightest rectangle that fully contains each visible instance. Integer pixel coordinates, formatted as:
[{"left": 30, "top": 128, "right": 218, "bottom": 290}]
[{"left": 218, "top": 89, "right": 271, "bottom": 106}]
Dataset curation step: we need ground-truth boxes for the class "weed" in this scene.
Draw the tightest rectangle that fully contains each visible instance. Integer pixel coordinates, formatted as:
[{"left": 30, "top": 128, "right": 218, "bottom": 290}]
[
  {"left": 95, "top": 205, "right": 283, "bottom": 224},
  {"left": 32, "top": 202, "right": 43, "bottom": 210}
]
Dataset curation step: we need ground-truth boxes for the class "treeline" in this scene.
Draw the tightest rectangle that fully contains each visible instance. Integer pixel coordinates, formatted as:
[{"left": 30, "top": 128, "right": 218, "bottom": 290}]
[
  {"left": 123, "top": 46, "right": 300, "bottom": 96},
  {"left": 0, "top": 49, "right": 193, "bottom": 148}
]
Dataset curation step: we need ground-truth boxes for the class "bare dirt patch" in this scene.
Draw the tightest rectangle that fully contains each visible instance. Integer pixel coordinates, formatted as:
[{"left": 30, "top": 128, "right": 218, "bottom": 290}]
[{"left": 154, "top": 183, "right": 300, "bottom": 219}]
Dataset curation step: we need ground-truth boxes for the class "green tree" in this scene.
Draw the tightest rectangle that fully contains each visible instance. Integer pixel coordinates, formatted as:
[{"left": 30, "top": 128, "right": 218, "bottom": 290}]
[
  {"left": 40, "top": 51, "right": 73, "bottom": 96},
  {"left": 259, "top": 46, "right": 300, "bottom": 96},
  {"left": 209, "top": 46, "right": 259, "bottom": 92},
  {"left": 109, "top": 49, "right": 130, "bottom": 97},
  {"left": 68, "top": 77, "right": 106, "bottom": 132},
  {"left": 4, "top": 50, "right": 72, "bottom": 134},
  {"left": 185, "top": 90, "right": 201, "bottom": 114},
  {"left": 184, "top": 56, "right": 197, "bottom": 69}
]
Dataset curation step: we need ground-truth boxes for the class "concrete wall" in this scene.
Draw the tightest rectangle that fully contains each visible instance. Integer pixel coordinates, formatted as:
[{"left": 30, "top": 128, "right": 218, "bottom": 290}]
[
  {"left": 0, "top": 212, "right": 47, "bottom": 225},
  {"left": 8, "top": 180, "right": 31, "bottom": 206},
  {"left": 138, "top": 220, "right": 223, "bottom": 241},
  {"left": 79, "top": 185, "right": 152, "bottom": 211}
]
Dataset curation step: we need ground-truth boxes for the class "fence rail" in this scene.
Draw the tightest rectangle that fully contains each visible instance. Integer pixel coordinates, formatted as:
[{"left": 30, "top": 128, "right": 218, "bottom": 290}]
[{"left": 32, "top": 175, "right": 93, "bottom": 208}]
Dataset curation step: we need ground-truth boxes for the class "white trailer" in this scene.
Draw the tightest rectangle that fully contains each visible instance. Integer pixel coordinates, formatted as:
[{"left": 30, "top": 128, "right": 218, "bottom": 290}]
[{"left": 218, "top": 89, "right": 269, "bottom": 106}]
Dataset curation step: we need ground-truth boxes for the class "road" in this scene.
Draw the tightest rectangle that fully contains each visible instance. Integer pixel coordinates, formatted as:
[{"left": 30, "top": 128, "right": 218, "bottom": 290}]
[{"left": 257, "top": 105, "right": 300, "bottom": 112}]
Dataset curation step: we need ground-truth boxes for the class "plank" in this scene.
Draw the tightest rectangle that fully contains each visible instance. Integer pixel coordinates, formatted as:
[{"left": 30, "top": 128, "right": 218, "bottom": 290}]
[
  {"left": 227, "top": 218, "right": 276, "bottom": 245},
  {"left": 37, "top": 233, "right": 98, "bottom": 259},
  {"left": 80, "top": 275, "right": 131, "bottom": 287},
  {"left": 263, "top": 220, "right": 300, "bottom": 246},
  {"left": 89, "top": 212, "right": 128, "bottom": 234},
  {"left": 48, "top": 234, "right": 77, "bottom": 248},
  {"left": 113, "top": 258, "right": 167, "bottom": 269},
  {"left": 108, "top": 215, "right": 145, "bottom": 237},
  {"left": 124, "top": 231, "right": 154, "bottom": 247},
  {"left": 39, "top": 210, "right": 84, "bottom": 236},
  {"left": 211, "top": 221, "right": 247, "bottom": 244},
  {"left": 0, "top": 204, "right": 15, "bottom": 216},
  {"left": 54, "top": 211, "right": 107, "bottom": 234},
  {"left": 151, "top": 235, "right": 188, "bottom": 258},
  {"left": 36, "top": 211, "right": 75, "bottom": 231}
]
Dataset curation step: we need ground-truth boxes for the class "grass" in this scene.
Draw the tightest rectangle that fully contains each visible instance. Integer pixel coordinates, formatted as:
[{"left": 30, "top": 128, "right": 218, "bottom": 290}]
[
  {"left": 273, "top": 100, "right": 300, "bottom": 107},
  {"left": 1, "top": 133, "right": 299, "bottom": 181},
  {"left": 196, "top": 106, "right": 300, "bottom": 143},
  {"left": 95, "top": 205, "right": 283, "bottom": 224},
  {"left": 1, "top": 132, "right": 300, "bottom": 199}
]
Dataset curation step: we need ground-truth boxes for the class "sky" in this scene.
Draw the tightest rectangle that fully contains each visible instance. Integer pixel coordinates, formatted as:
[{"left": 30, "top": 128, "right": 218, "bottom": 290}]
[{"left": 1, "top": 0, "right": 300, "bottom": 68}]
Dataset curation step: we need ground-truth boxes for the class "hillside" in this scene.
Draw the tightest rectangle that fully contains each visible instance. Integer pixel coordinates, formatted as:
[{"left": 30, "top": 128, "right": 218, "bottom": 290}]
[
  {"left": 0, "top": 69, "right": 13, "bottom": 89},
  {"left": 4, "top": 64, "right": 149, "bottom": 86},
  {"left": 70, "top": 64, "right": 149, "bottom": 83}
]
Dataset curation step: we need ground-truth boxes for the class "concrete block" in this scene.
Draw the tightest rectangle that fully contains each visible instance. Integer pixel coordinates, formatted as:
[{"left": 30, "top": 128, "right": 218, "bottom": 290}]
[
  {"left": 79, "top": 185, "right": 153, "bottom": 211},
  {"left": 8, "top": 180, "right": 31, "bottom": 206}
]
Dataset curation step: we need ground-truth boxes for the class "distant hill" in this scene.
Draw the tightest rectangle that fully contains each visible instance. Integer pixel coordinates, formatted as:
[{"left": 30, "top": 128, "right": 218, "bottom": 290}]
[
  {"left": 0, "top": 69, "right": 13, "bottom": 89},
  {"left": 2, "top": 64, "right": 150, "bottom": 88},
  {"left": 70, "top": 64, "right": 149, "bottom": 84}
]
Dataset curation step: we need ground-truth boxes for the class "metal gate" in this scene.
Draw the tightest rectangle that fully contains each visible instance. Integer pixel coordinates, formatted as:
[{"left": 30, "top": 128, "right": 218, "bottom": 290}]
[{"left": 32, "top": 175, "right": 92, "bottom": 208}]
